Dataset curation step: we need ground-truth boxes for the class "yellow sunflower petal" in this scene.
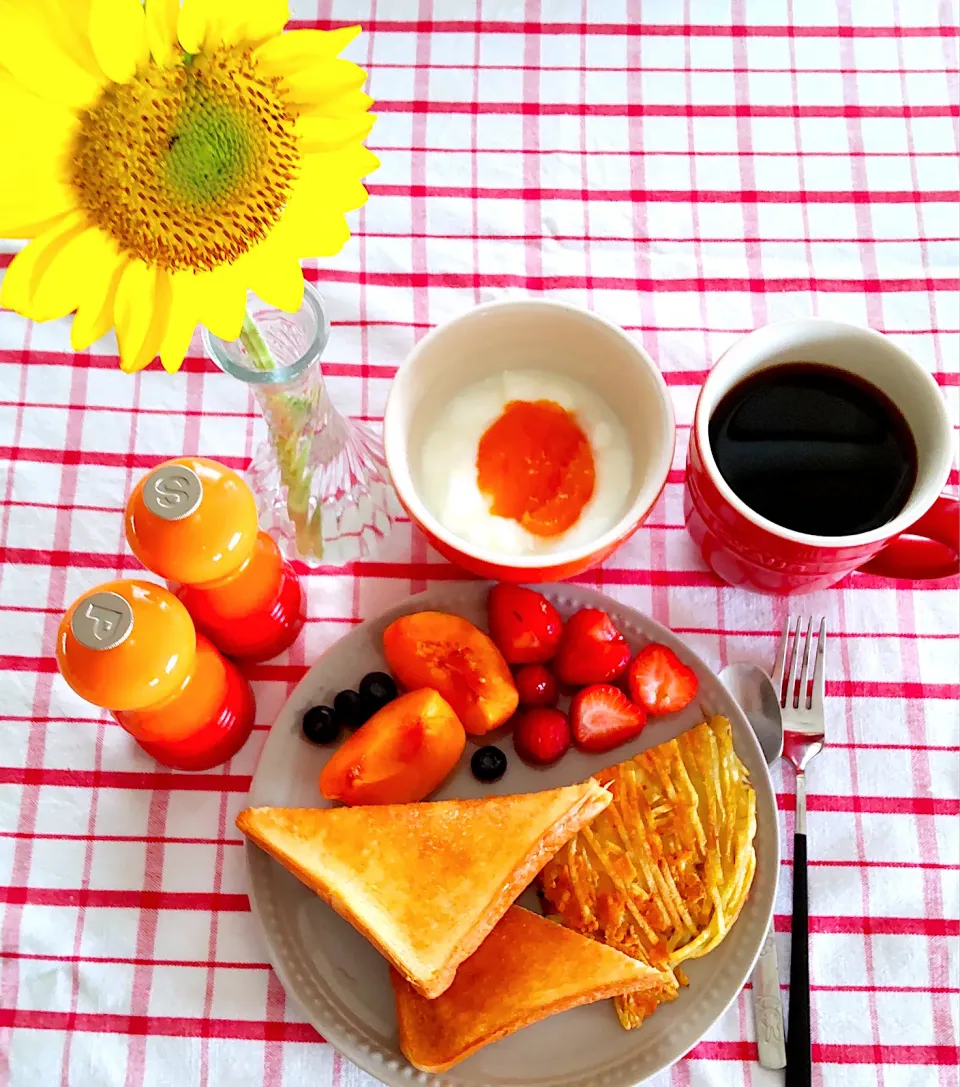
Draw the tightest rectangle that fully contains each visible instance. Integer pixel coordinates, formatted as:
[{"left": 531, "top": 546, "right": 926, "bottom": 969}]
[
  {"left": 310, "top": 88, "right": 374, "bottom": 119},
  {"left": 31, "top": 227, "right": 113, "bottom": 321},
  {"left": 275, "top": 202, "right": 350, "bottom": 259},
  {"left": 0, "top": 208, "right": 73, "bottom": 241},
  {"left": 0, "top": 84, "right": 77, "bottom": 235},
  {"left": 71, "top": 245, "right": 128, "bottom": 351},
  {"left": 190, "top": 264, "right": 247, "bottom": 341},
  {"left": 293, "top": 147, "right": 377, "bottom": 215},
  {"left": 132, "top": 269, "right": 172, "bottom": 371},
  {"left": 0, "top": 100, "right": 77, "bottom": 162},
  {"left": 280, "top": 58, "right": 368, "bottom": 110},
  {"left": 89, "top": 0, "right": 149, "bottom": 85},
  {"left": 177, "top": 0, "right": 207, "bottom": 53},
  {"left": 0, "top": 0, "right": 106, "bottom": 109},
  {"left": 254, "top": 26, "right": 361, "bottom": 77},
  {"left": 0, "top": 210, "right": 87, "bottom": 318},
  {"left": 317, "top": 143, "right": 380, "bottom": 180},
  {"left": 114, "top": 261, "right": 171, "bottom": 372},
  {"left": 272, "top": 154, "right": 368, "bottom": 255},
  {"left": 160, "top": 271, "right": 203, "bottom": 373},
  {"left": 239, "top": 242, "right": 304, "bottom": 313},
  {"left": 113, "top": 261, "right": 154, "bottom": 370},
  {"left": 0, "top": 161, "right": 75, "bottom": 225},
  {"left": 145, "top": 0, "right": 181, "bottom": 67},
  {"left": 218, "top": 0, "right": 289, "bottom": 47},
  {"left": 35, "top": 0, "right": 102, "bottom": 80},
  {"left": 295, "top": 111, "right": 375, "bottom": 153},
  {"left": 178, "top": 0, "right": 234, "bottom": 54},
  {"left": 0, "top": 79, "right": 78, "bottom": 215},
  {"left": 271, "top": 173, "right": 350, "bottom": 258}
]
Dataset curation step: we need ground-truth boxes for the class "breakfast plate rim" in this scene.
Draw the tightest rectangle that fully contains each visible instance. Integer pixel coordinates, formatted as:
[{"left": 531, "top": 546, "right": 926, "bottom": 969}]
[{"left": 243, "top": 582, "right": 779, "bottom": 1087}]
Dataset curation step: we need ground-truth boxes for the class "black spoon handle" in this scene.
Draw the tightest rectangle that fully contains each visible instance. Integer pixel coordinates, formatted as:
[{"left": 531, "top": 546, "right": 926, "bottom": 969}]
[{"left": 785, "top": 827, "right": 811, "bottom": 1086}]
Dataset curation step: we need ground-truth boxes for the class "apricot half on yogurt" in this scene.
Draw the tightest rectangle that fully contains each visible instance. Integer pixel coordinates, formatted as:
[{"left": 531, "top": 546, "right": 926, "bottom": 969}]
[
  {"left": 477, "top": 399, "right": 595, "bottom": 537},
  {"left": 319, "top": 688, "right": 465, "bottom": 806},
  {"left": 383, "top": 612, "right": 519, "bottom": 735}
]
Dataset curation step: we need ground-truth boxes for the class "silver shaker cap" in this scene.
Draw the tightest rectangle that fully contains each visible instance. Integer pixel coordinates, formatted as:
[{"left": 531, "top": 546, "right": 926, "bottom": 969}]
[
  {"left": 70, "top": 591, "right": 134, "bottom": 651},
  {"left": 141, "top": 464, "right": 203, "bottom": 521}
]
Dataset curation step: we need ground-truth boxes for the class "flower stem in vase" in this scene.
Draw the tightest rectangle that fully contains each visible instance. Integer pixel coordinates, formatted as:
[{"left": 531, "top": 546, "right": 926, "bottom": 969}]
[
  {"left": 205, "top": 287, "right": 398, "bottom": 567},
  {"left": 238, "top": 313, "right": 277, "bottom": 372},
  {"left": 237, "top": 312, "right": 324, "bottom": 560}
]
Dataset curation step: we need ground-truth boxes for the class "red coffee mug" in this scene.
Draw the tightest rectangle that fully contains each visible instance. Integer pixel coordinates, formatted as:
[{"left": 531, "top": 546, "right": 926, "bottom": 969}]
[{"left": 684, "top": 319, "right": 959, "bottom": 594}]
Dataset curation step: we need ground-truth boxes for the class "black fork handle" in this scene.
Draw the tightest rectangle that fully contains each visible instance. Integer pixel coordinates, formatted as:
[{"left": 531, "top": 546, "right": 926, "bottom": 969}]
[{"left": 785, "top": 829, "right": 811, "bottom": 1086}]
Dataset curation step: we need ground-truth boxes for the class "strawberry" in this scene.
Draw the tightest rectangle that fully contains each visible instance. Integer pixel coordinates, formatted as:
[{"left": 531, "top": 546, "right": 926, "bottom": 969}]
[
  {"left": 627, "top": 643, "right": 699, "bottom": 715},
  {"left": 512, "top": 708, "right": 571, "bottom": 766},
  {"left": 488, "top": 584, "right": 563, "bottom": 664},
  {"left": 554, "top": 608, "right": 631, "bottom": 686},
  {"left": 514, "top": 663, "right": 559, "bottom": 708},
  {"left": 569, "top": 684, "right": 647, "bottom": 754}
]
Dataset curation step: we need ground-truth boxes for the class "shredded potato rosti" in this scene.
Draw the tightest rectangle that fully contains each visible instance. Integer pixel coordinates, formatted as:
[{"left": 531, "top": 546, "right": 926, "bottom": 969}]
[{"left": 539, "top": 716, "right": 757, "bottom": 1029}]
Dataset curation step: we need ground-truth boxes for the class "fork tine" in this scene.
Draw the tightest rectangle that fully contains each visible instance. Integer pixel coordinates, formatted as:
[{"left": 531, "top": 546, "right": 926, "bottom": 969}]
[
  {"left": 811, "top": 617, "right": 827, "bottom": 712},
  {"left": 784, "top": 616, "right": 803, "bottom": 709},
  {"left": 772, "top": 617, "right": 790, "bottom": 704},
  {"left": 797, "top": 616, "right": 814, "bottom": 709}
]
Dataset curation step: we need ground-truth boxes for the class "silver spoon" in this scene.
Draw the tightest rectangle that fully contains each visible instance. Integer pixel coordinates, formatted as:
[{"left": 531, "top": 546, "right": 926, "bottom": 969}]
[
  {"left": 720, "top": 662, "right": 786, "bottom": 1070},
  {"left": 721, "top": 662, "right": 784, "bottom": 765}
]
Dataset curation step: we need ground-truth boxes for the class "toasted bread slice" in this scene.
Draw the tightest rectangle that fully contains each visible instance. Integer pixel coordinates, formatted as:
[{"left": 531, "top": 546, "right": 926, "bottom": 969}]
[
  {"left": 236, "top": 780, "right": 610, "bottom": 998},
  {"left": 392, "top": 905, "right": 671, "bottom": 1073}
]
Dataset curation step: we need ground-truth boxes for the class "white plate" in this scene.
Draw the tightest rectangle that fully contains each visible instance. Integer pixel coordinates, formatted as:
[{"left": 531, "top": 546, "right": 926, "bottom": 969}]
[{"left": 244, "top": 583, "right": 779, "bottom": 1087}]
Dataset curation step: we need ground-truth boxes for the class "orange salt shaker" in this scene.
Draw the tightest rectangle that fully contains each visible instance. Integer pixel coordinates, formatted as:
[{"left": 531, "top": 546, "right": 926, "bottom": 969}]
[
  {"left": 124, "top": 457, "right": 304, "bottom": 663},
  {"left": 56, "top": 579, "right": 255, "bottom": 771}
]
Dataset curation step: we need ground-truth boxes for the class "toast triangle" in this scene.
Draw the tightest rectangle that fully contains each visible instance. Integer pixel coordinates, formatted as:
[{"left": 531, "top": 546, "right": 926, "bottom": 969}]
[
  {"left": 237, "top": 780, "right": 611, "bottom": 998},
  {"left": 392, "top": 905, "right": 672, "bottom": 1072}
]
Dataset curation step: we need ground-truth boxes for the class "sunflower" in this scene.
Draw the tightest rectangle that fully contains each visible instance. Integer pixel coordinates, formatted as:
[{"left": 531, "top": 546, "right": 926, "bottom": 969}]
[{"left": 0, "top": 0, "right": 377, "bottom": 373}]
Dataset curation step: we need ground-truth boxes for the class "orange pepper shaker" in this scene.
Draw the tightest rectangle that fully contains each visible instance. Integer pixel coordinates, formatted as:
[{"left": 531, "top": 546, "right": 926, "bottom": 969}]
[
  {"left": 124, "top": 457, "right": 305, "bottom": 663},
  {"left": 56, "top": 579, "right": 255, "bottom": 771}
]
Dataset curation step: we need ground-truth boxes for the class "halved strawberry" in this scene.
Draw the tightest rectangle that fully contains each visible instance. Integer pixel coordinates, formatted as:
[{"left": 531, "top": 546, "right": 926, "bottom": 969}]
[
  {"left": 627, "top": 643, "right": 699, "bottom": 715},
  {"left": 554, "top": 608, "right": 631, "bottom": 687},
  {"left": 569, "top": 684, "right": 647, "bottom": 754},
  {"left": 488, "top": 584, "right": 563, "bottom": 664}
]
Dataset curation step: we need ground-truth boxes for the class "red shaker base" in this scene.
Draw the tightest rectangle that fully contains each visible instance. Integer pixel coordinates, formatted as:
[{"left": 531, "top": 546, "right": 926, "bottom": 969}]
[
  {"left": 137, "top": 656, "right": 257, "bottom": 771},
  {"left": 178, "top": 560, "right": 305, "bottom": 664}
]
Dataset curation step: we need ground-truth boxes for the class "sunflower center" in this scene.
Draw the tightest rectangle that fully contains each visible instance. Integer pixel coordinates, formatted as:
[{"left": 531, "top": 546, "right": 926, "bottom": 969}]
[
  {"left": 165, "top": 99, "right": 252, "bottom": 205},
  {"left": 71, "top": 48, "right": 299, "bottom": 272}
]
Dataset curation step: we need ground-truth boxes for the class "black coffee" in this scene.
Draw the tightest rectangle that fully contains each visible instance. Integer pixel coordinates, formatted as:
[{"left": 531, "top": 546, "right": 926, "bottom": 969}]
[{"left": 708, "top": 363, "right": 917, "bottom": 536}]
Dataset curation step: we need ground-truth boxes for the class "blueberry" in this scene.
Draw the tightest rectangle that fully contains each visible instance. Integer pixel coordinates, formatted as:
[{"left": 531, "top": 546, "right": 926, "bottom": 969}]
[
  {"left": 334, "top": 689, "right": 368, "bottom": 729},
  {"left": 471, "top": 745, "right": 507, "bottom": 784},
  {"left": 359, "top": 671, "right": 399, "bottom": 715},
  {"left": 302, "top": 705, "right": 339, "bottom": 745}
]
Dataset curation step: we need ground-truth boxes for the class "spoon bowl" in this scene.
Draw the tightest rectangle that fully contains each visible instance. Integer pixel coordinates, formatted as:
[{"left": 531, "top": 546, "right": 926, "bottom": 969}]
[{"left": 719, "top": 662, "right": 784, "bottom": 766}]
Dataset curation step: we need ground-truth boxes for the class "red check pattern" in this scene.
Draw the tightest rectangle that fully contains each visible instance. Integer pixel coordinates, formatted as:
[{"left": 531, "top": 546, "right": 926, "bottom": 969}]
[{"left": 1, "top": 2, "right": 958, "bottom": 1085}]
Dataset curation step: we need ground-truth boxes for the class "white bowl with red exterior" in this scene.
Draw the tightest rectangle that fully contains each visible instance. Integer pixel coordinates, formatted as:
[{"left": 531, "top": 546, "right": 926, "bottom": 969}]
[{"left": 383, "top": 299, "right": 676, "bottom": 582}]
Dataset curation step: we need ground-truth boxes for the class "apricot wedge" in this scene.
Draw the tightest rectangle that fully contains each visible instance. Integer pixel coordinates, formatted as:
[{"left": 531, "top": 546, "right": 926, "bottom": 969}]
[
  {"left": 383, "top": 612, "right": 519, "bottom": 735},
  {"left": 320, "top": 688, "right": 466, "bottom": 806}
]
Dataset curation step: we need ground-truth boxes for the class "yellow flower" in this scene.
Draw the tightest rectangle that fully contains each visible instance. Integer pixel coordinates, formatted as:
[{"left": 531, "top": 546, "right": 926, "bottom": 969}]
[{"left": 0, "top": 0, "right": 377, "bottom": 373}]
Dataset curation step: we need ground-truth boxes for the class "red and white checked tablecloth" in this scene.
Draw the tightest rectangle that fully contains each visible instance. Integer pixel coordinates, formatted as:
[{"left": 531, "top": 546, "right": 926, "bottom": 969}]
[{"left": 1, "top": 2, "right": 958, "bottom": 1085}]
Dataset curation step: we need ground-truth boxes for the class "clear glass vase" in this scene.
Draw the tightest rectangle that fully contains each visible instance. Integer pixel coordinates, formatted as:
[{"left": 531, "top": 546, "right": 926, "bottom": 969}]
[{"left": 203, "top": 285, "right": 398, "bottom": 566}]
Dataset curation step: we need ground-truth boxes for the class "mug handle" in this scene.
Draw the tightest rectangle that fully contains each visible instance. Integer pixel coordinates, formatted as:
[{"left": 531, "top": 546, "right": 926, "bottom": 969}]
[{"left": 859, "top": 494, "right": 960, "bottom": 580}]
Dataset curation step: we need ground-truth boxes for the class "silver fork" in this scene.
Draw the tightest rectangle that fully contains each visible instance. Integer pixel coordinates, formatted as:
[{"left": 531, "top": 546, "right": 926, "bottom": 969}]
[{"left": 773, "top": 617, "right": 827, "bottom": 1087}]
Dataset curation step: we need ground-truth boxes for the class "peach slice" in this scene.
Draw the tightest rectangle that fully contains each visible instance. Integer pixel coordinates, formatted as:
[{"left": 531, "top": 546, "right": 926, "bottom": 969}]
[
  {"left": 383, "top": 612, "right": 519, "bottom": 736},
  {"left": 319, "top": 688, "right": 466, "bottom": 806}
]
